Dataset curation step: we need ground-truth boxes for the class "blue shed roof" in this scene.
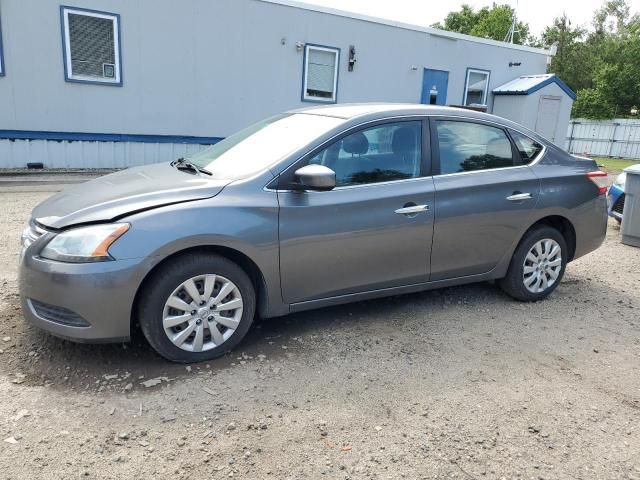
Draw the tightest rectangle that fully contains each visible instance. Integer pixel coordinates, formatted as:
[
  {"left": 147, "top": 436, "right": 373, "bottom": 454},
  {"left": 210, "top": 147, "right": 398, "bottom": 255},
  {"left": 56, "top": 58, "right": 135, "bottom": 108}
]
[{"left": 493, "top": 74, "right": 576, "bottom": 100}]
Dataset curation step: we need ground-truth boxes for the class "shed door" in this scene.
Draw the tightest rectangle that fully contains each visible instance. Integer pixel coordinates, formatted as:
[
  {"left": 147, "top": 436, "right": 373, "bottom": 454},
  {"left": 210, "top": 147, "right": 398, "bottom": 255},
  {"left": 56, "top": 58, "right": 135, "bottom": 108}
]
[{"left": 535, "top": 96, "right": 561, "bottom": 143}]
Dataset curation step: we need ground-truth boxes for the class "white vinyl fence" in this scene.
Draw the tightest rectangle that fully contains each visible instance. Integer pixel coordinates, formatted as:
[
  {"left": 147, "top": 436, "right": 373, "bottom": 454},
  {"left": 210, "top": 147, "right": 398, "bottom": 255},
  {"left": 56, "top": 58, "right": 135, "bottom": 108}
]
[{"left": 566, "top": 118, "right": 640, "bottom": 159}]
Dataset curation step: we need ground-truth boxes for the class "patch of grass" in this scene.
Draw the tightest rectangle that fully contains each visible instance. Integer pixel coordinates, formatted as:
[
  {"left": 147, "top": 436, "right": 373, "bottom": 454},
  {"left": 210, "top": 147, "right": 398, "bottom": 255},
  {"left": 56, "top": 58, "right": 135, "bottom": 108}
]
[{"left": 594, "top": 157, "right": 638, "bottom": 174}]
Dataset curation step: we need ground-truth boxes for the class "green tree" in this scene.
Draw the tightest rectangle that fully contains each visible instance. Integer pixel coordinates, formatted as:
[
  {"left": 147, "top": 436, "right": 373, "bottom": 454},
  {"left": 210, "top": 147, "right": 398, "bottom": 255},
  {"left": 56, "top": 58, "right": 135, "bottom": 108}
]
[
  {"left": 540, "top": 0, "right": 640, "bottom": 119},
  {"left": 471, "top": 4, "right": 530, "bottom": 43},
  {"left": 542, "top": 15, "right": 591, "bottom": 92},
  {"left": 572, "top": 88, "right": 616, "bottom": 119},
  {"left": 432, "top": 3, "right": 530, "bottom": 44},
  {"left": 432, "top": 5, "right": 478, "bottom": 35},
  {"left": 593, "top": 0, "right": 631, "bottom": 33}
]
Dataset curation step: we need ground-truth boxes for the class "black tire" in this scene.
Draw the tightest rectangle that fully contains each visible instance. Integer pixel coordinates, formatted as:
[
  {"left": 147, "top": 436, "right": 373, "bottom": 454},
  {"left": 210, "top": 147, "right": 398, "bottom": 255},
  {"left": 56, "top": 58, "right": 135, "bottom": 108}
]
[
  {"left": 499, "top": 225, "right": 568, "bottom": 302},
  {"left": 137, "top": 253, "right": 256, "bottom": 363}
]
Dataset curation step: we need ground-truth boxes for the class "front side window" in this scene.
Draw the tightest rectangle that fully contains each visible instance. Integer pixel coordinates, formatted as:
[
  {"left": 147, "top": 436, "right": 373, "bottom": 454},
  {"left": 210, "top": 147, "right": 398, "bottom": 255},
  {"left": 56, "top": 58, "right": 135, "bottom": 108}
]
[
  {"left": 61, "top": 7, "right": 121, "bottom": 85},
  {"left": 303, "top": 45, "right": 339, "bottom": 103},
  {"left": 509, "top": 130, "right": 544, "bottom": 164},
  {"left": 308, "top": 121, "right": 422, "bottom": 187},
  {"left": 436, "top": 121, "right": 515, "bottom": 175},
  {"left": 463, "top": 69, "right": 490, "bottom": 106}
]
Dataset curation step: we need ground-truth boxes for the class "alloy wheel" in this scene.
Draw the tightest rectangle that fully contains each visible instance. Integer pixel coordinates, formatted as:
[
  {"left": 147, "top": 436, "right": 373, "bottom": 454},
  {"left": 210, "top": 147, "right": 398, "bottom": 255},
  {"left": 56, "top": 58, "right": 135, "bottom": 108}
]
[
  {"left": 162, "top": 274, "right": 243, "bottom": 352},
  {"left": 522, "top": 238, "right": 562, "bottom": 294}
]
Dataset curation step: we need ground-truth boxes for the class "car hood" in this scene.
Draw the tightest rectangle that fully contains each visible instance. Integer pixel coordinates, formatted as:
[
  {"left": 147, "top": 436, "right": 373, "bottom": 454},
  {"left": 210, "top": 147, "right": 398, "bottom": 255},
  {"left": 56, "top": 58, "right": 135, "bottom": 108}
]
[{"left": 33, "top": 163, "right": 232, "bottom": 229}]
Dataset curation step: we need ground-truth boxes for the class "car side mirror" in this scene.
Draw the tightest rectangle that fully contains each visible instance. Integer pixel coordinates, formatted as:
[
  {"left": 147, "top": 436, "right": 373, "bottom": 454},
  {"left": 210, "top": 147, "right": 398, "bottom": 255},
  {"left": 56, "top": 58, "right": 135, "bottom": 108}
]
[{"left": 293, "top": 165, "right": 336, "bottom": 191}]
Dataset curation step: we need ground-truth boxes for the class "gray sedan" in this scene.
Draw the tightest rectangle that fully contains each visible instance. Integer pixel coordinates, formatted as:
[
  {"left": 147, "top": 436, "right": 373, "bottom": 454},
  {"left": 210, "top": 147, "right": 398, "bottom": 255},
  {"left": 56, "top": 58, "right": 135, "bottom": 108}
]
[{"left": 19, "top": 104, "right": 608, "bottom": 362}]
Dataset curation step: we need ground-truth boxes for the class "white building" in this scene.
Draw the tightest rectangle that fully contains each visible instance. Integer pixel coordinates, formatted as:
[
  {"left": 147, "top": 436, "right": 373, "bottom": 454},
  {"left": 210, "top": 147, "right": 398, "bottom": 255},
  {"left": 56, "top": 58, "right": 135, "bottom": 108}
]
[{"left": 0, "top": 0, "right": 562, "bottom": 168}]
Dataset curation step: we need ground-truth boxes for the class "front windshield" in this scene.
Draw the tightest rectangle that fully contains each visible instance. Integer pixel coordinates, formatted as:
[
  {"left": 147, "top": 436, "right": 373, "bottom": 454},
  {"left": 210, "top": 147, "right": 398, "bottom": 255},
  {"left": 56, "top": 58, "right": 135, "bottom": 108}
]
[{"left": 187, "top": 113, "right": 344, "bottom": 179}]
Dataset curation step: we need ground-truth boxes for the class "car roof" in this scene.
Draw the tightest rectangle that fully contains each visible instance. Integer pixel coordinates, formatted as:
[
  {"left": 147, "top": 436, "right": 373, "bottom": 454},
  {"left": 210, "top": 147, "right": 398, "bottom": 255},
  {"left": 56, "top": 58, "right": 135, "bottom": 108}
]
[
  {"left": 286, "top": 103, "right": 555, "bottom": 149},
  {"left": 289, "top": 103, "right": 501, "bottom": 122}
]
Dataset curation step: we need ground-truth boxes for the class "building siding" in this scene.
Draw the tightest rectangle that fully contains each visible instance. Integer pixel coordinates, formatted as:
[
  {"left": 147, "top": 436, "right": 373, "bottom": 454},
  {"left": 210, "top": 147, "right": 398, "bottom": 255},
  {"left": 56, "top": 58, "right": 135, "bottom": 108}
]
[
  {"left": 0, "top": 139, "right": 211, "bottom": 169},
  {"left": 0, "top": 0, "right": 550, "bottom": 168}
]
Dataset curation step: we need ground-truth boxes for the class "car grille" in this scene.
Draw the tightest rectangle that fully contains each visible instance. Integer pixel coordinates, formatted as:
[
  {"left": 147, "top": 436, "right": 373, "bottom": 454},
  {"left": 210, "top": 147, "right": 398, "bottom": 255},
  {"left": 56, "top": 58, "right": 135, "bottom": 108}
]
[
  {"left": 29, "top": 299, "right": 90, "bottom": 327},
  {"left": 612, "top": 194, "right": 625, "bottom": 215},
  {"left": 21, "top": 219, "right": 48, "bottom": 249}
]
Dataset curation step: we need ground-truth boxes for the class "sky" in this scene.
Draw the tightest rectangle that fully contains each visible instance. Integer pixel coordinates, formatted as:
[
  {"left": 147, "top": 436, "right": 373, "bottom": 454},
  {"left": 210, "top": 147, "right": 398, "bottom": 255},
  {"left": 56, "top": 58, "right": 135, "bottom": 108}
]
[{"left": 297, "top": 0, "right": 640, "bottom": 37}]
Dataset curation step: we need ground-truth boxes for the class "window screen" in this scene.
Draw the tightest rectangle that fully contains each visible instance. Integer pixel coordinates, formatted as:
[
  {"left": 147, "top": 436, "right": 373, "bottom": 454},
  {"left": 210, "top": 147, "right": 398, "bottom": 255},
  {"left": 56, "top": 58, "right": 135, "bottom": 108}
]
[
  {"left": 304, "top": 46, "right": 339, "bottom": 102},
  {"left": 509, "top": 130, "right": 544, "bottom": 164},
  {"left": 62, "top": 8, "right": 121, "bottom": 84},
  {"left": 436, "top": 121, "right": 515, "bottom": 174},
  {"left": 308, "top": 121, "right": 422, "bottom": 187},
  {"left": 464, "top": 69, "right": 490, "bottom": 106}
]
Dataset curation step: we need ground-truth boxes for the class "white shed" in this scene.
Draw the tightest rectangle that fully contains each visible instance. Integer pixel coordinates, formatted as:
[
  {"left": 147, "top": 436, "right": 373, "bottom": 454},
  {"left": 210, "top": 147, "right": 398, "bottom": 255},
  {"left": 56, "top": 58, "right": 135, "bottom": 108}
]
[{"left": 492, "top": 74, "right": 576, "bottom": 147}]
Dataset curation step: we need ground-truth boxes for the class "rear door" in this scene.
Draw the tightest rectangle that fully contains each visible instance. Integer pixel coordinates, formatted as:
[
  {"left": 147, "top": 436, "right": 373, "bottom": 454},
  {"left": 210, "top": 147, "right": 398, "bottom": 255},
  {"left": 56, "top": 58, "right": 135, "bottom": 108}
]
[{"left": 429, "top": 118, "right": 541, "bottom": 281}]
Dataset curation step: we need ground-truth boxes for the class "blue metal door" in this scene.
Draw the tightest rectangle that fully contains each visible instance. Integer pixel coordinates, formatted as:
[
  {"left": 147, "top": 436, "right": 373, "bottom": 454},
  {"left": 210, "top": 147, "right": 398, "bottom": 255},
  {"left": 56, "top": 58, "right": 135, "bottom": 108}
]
[{"left": 421, "top": 69, "right": 449, "bottom": 105}]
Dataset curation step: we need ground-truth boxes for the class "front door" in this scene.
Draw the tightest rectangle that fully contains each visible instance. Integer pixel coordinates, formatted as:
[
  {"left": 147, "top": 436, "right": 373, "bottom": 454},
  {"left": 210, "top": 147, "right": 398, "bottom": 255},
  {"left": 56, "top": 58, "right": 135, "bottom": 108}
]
[
  {"left": 421, "top": 69, "right": 449, "bottom": 105},
  {"left": 278, "top": 120, "right": 435, "bottom": 304},
  {"left": 429, "top": 118, "right": 540, "bottom": 280}
]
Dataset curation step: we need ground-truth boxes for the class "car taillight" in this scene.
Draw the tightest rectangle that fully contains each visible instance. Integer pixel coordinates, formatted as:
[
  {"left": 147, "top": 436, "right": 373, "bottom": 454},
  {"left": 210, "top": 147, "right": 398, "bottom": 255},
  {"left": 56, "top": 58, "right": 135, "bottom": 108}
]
[{"left": 587, "top": 171, "right": 608, "bottom": 195}]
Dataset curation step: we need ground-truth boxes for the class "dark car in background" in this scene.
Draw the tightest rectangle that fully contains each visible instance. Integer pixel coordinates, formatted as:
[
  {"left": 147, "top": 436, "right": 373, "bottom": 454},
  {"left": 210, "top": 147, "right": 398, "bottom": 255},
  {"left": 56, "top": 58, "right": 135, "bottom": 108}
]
[{"left": 19, "top": 104, "right": 608, "bottom": 362}]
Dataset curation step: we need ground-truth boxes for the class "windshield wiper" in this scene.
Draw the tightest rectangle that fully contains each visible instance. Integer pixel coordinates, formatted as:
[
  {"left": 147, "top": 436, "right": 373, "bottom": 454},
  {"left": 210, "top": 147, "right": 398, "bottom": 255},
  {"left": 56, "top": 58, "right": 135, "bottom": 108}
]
[{"left": 170, "top": 157, "right": 212, "bottom": 176}]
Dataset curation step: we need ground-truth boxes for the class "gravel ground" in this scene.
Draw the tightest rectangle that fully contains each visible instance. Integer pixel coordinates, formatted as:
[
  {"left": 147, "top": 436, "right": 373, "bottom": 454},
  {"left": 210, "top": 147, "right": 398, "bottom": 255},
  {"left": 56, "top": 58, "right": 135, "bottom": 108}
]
[{"left": 0, "top": 178, "right": 639, "bottom": 480}]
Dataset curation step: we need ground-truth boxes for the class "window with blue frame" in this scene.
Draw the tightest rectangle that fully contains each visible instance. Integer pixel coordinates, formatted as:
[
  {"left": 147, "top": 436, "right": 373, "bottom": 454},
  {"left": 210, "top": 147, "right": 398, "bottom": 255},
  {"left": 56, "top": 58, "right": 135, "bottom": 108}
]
[
  {"left": 302, "top": 45, "right": 339, "bottom": 103},
  {"left": 60, "top": 6, "right": 122, "bottom": 85}
]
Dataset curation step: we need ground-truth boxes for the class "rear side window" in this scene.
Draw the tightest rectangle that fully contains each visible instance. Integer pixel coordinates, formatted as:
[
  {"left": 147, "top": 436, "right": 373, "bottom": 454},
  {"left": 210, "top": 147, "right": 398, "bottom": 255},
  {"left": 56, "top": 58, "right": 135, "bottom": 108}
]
[
  {"left": 308, "top": 121, "right": 422, "bottom": 187},
  {"left": 435, "top": 121, "right": 515, "bottom": 174},
  {"left": 509, "top": 130, "right": 544, "bottom": 164}
]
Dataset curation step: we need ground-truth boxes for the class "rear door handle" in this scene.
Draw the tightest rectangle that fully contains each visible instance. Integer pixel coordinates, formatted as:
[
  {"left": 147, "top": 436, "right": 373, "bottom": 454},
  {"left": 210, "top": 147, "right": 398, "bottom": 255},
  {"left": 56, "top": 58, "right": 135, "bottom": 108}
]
[
  {"left": 395, "top": 204, "right": 430, "bottom": 215},
  {"left": 506, "top": 192, "right": 533, "bottom": 202}
]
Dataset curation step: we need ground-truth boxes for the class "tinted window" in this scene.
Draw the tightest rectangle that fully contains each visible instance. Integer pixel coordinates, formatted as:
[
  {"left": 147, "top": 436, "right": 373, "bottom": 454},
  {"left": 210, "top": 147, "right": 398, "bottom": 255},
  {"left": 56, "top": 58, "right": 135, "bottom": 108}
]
[
  {"left": 509, "top": 130, "right": 544, "bottom": 164},
  {"left": 309, "top": 121, "right": 422, "bottom": 187},
  {"left": 436, "top": 121, "right": 514, "bottom": 174}
]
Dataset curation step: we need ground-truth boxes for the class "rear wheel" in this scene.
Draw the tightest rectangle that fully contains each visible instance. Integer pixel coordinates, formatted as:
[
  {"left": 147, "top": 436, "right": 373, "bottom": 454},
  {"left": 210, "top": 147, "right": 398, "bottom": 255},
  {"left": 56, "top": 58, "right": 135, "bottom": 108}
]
[
  {"left": 137, "top": 253, "right": 255, "bottom": 363},
  {"left": 500, "top": 226, "right": 567, "bottom": 302}
]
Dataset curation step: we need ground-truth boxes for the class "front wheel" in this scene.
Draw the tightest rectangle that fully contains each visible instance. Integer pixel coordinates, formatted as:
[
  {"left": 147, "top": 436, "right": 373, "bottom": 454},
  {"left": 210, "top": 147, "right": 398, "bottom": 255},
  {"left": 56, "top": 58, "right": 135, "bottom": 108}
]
[
  {"left": 137, "top": 253, "right": 256, "bottom": 363},
  {"left": 500, "top": 226, "right": 567, "bottom": 302}
]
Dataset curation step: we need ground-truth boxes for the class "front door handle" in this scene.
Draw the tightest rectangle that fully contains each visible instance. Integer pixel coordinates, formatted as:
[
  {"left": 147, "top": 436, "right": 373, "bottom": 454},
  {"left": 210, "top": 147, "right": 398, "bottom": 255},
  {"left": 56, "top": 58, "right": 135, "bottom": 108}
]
[
  {"left": 395, "top": 204, "right": 430, "bottom": 215},
  {"left": 506, "top": 192, "right": 533, "bottom": 202}
]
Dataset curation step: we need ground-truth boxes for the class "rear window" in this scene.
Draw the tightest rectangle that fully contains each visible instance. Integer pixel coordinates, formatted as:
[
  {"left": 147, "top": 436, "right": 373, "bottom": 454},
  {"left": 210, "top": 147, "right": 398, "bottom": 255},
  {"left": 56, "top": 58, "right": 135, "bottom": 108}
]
[{"left": 509, "top": 130, "right": 544, "bottom": 164}]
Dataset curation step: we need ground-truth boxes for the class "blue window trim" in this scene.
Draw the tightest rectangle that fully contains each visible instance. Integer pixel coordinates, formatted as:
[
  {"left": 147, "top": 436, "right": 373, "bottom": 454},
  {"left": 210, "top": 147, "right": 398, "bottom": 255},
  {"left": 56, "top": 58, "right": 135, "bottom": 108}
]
[
  {"left": 462, "top": 67, "right": 491, "bottom": 106},
  {"left": 301, "top": 43, "right": 340, "bottom": 104},
  {"left": 0, "top": 13, "right": 5, "bottom": 77},
  {"left": 60, "top": 5, "right": 123, "bottom": 86},
  {"left": 0, "top": 130, "right": 223, "bottom": 145},
  {"left": 493, "top": 75, "right": 577, "bottom": 100}
]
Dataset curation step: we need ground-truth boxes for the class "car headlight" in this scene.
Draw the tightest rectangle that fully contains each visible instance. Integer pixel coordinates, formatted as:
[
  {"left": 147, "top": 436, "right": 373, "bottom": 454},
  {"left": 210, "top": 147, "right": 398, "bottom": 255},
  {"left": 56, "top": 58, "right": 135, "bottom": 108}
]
[
  {"left": 614, "top": 172, "right": 626, "bottom": 189},
  {"left": 40, "top": 223, "right": 130, "bottom": 263}
]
